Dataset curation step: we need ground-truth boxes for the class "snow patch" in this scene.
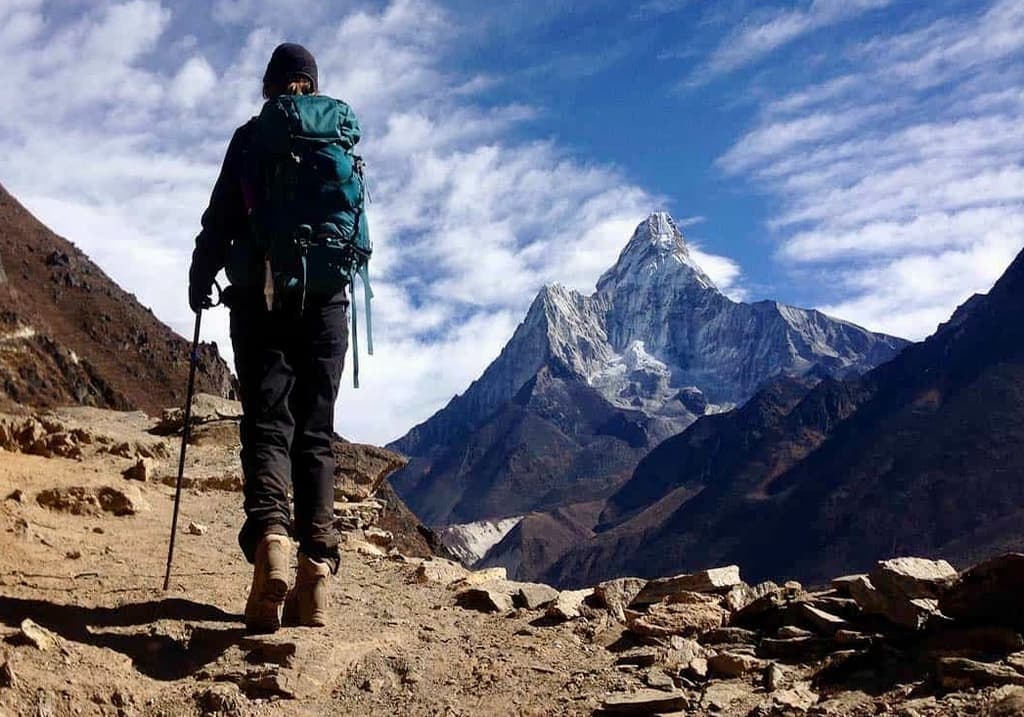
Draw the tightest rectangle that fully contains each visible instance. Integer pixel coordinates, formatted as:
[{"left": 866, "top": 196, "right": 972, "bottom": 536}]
[{"left": 438, "top": 516, "right": 524, "bottom": 566}]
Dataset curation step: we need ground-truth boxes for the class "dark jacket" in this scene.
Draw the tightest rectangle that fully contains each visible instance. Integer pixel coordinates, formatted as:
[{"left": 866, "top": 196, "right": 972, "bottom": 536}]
[{"left": 189, "top": 120, "right": 258, "bottom": 293}]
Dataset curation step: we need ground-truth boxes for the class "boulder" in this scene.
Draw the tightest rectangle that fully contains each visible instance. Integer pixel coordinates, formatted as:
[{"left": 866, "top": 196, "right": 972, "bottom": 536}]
[
  {"left": 936, "top": 657, "right": 1024, "bottom": 690},
  {"left": 595, "top": 577, "right": 648, "bottom": 622},
  {"left": 870, "top": 557, "right": 957, "bottom": 600},
  {"left": 455, "top": 585, "right": 515, "bottom": 614},
  {"left": 153, "top": 393, "right": 243, "bottom": 435},
  {"left": 333, "top": 441, "right": 408, "bottom": 502},
  {"left": 940, "top": 553, "right": 1024, "bottom": 630},
  {"left": 187, "top": 521, "right": 208, "bottom": 536},
  {"left": 97, "top": 484, "right": 150, "bottom": 515},
  {"left": 451, "top": 567, "right": 508, "bottom": 589},
  {"left": 988, "top": 687, "right": 1024, "bottom": 717},
  {"left": 515, "top": 582, "right": 559, "bottom": 610},
  {"left": 414, "top": 558, "right": 470, "bottom": 586},
  {"left": 36, "top": 484, "right": 149, "bottom": 516},
  {"left": 918, "top": 626, "right": 1024, "bottom": 660},
  {"left": 845, "top": 574, "right": 939, "bottom": 630},
  {"left": 724, "top": 581, "right": 779, "bottom": 613},
  {"left": 631, "top": 566, "right": 742, "bottom": 606},
  {"left": 626, "top": 593, "right": 728, "bottom": 638}
]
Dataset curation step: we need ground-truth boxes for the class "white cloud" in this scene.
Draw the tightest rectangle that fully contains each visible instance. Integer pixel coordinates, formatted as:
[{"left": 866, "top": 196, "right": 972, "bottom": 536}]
[
  {"left": 688, "top": 0, "right": 892, "bottom": 85},
  {"left": 169, "top": 56, "right": 217, "bottom": 109},
  {"left": 718, "top": 0, "right": 1024, "bottom": 340}
]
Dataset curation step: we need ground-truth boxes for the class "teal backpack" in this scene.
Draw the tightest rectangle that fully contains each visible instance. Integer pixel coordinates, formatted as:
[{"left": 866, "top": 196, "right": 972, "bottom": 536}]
[{"left": 247, "top": 93, "right": 373, "bottom": 387}]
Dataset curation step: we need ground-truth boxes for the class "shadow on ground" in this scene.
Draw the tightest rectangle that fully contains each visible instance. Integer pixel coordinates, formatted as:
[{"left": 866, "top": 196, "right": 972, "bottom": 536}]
[{"left": 0, "top": 595, "right": 245, "bottom": 680}]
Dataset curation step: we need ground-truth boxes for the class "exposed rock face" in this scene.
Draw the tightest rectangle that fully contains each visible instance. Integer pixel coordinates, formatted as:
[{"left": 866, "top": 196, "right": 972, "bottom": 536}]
[
  {"left": 545, "top": 246, "right": 1024, "bottom": 588},
  {"left": 390, "top": 213, "right": 905, "bottom": 527},
  {"left": 0, "top": 184, "right": 235, "bottom": 413}
]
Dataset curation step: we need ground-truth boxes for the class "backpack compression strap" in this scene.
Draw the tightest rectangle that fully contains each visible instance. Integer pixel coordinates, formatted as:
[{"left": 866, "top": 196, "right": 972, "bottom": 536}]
[{"left": 349, "top": 264, "right": 374, "bottom": 389}]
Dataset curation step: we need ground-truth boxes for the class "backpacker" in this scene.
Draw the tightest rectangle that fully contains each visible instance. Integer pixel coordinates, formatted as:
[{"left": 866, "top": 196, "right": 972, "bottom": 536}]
[{"left": 246, "top": 93, "right": 373, "bottom": 387}]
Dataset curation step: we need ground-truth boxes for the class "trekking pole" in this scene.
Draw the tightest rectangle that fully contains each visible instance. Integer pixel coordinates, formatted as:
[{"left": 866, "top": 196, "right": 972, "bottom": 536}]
[{"left": 162, "top": 309, "right": 204, "bottom": 591}]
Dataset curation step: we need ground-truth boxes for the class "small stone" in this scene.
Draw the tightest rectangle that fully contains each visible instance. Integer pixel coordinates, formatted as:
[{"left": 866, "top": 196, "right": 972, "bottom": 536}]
[
  {"left": 702, "top": 681, "right": 752, "bottom": 712},
  {"left": 5, "top": 489, "right": 23, "bottom": 502},
  {"left": 65, "top": 550, "right": 82, "bottom": 560},
  {"left": 700, "top": 627, "right": 760, "bottom": 646},
  {"left": 595, "top": 577, "right": 648, "bottom": 622},
  {"left": 631, "top": 566, "right": 742, "bottom": 606},
  {"left": 708, "top": 651, "right": 766, "bottom": 678},
  {"left": 514, "top": 582, "right": 559, "bottom": 610},
  {"left": 797, "top": 603, "right": 848, "bottom": 636},
  {"left": 187, "top": 521, "right": 208, "bottom": 536},
  {"left": 18, "top": 619, "right": 57, "bottom": 651},
  {"left": 765, "top": 663, "right": 788, "bottom": 692},
  {"left": 601, "top": 688, "right": 690, "bottom": 713},
  {"left": 777, "top": 625, "right": 814, "bottom": 639},
  {"left": 545, "top": 589, "right": 593, "bottom": 621},
  {"left": 197, "top": 683, "right": 245, "bottom": 717},
  {"left": 364, "top": 527, "right": 393, "bottom": 549},
  {"left": 92, "top": 527, "right": 104, "bottom": 534},
  {"left": 772, "top": 682, "right": 819, "bottom": 711},
  {"left": 122, "top": 457, "right": 154, "bottom": 482},
  {"left": 645, "top": 667, "right": 676, "bottom": 690},
  {"left": 361, "top": 677, "right": 386, "bottom": 693},
  {"left": 0, "top": 656, "right": 15, "bottom": 688}
]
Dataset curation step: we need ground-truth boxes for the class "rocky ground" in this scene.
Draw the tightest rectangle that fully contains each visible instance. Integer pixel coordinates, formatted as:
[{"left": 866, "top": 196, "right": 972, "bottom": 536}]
[{"left": 2, "top": 401, "right": 1024, "bottom": 716}]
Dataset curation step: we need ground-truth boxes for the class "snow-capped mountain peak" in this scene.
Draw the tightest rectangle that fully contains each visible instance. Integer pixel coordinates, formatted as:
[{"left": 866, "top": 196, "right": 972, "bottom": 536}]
[{"left": 597, "top": 212, "right": 716, "bottom": 293}]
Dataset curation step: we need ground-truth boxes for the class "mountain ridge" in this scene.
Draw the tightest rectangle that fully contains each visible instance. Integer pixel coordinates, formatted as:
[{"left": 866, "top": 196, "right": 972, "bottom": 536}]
[{"left": 390, "top": 212, "right": 908, "bottom": 526}]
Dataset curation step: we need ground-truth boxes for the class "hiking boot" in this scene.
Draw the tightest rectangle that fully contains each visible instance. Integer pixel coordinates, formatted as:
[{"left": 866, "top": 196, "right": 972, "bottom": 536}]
[
  {"left": 244, "top": 533, "right": 290, "bottom": 633},
  {"left": 282, "top": 553, "right": 331, "bottom": 627}
]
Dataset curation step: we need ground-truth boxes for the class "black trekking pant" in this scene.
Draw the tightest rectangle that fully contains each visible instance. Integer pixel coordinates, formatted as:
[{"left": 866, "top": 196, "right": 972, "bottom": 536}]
[{"left": 229, "top": 288, "right": 348, "bottom": 572}]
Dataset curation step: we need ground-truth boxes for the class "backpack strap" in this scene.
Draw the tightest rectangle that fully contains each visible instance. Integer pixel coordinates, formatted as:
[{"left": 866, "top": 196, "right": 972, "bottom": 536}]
[
  {"left": 359, "top": 263, "right": 374, "bottom": 356},
  {"left": 349, "top": 266, "right": 360, "bottom": 389}
]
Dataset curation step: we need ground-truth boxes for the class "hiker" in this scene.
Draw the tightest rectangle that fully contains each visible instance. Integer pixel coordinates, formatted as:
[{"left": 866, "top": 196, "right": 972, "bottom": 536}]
[{"left": 188, "top": 43, "right": 371, "bottom": 632}]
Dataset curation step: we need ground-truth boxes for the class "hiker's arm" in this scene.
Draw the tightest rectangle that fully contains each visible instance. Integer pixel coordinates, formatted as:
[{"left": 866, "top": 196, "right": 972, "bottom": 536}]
[
  {"left": 190, "top": 127, "right": 249, "bottom": 291},
  {"left": 339, "top": 102, "right": 361, "bottom": 149}
]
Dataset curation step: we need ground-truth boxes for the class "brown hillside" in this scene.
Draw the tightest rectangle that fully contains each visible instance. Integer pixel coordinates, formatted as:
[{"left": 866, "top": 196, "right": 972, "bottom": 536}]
[{"left": 0, "top": 184, "right": 234, "bottom": 413}]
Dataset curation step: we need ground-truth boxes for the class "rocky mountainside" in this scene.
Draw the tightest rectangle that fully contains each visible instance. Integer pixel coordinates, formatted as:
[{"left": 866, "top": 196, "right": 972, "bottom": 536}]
[
  {"left": 544, "top": 245, "right": 1024, "bottom": 589},
  {"left": 390, "top": 213, "right": 907, "bottom": 526},
  {"left": 0, "top": 184, "right": 234, "bottom": 413}
]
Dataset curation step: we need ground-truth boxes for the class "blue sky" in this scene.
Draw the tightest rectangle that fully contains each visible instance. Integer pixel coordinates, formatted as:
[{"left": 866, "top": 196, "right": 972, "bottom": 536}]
[{"left": 1, "top": 0, "right": 1022, "bottom": 444}]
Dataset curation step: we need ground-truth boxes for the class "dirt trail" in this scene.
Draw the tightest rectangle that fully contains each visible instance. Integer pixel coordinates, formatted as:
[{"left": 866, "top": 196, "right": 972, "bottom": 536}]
[
  {"left": 3, "top": 406, "right": 1024, "bottom": 717},
  {"left": 0, "top": 409, "right": 624, "bottom": 717}
]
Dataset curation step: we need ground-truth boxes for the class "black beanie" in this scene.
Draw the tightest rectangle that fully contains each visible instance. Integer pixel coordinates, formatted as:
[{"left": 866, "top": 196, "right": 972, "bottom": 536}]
[{"left": 263, "top": 43, "right": 318, "bottom": 92}]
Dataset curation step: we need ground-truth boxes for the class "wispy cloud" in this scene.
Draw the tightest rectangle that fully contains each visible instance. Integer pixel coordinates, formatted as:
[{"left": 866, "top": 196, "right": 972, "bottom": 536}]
[
  {"left": 718, "top": 0, "right": 1024, "bottom": 339},
  {"left": 686, "top": 0, "right": 893, "bottom": 86}
]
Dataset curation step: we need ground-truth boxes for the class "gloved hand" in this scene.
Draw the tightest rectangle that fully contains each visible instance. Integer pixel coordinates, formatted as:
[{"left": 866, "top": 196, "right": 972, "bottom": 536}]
[{"left": 189, "top": 278, "right": 214, "bottom": 313}]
